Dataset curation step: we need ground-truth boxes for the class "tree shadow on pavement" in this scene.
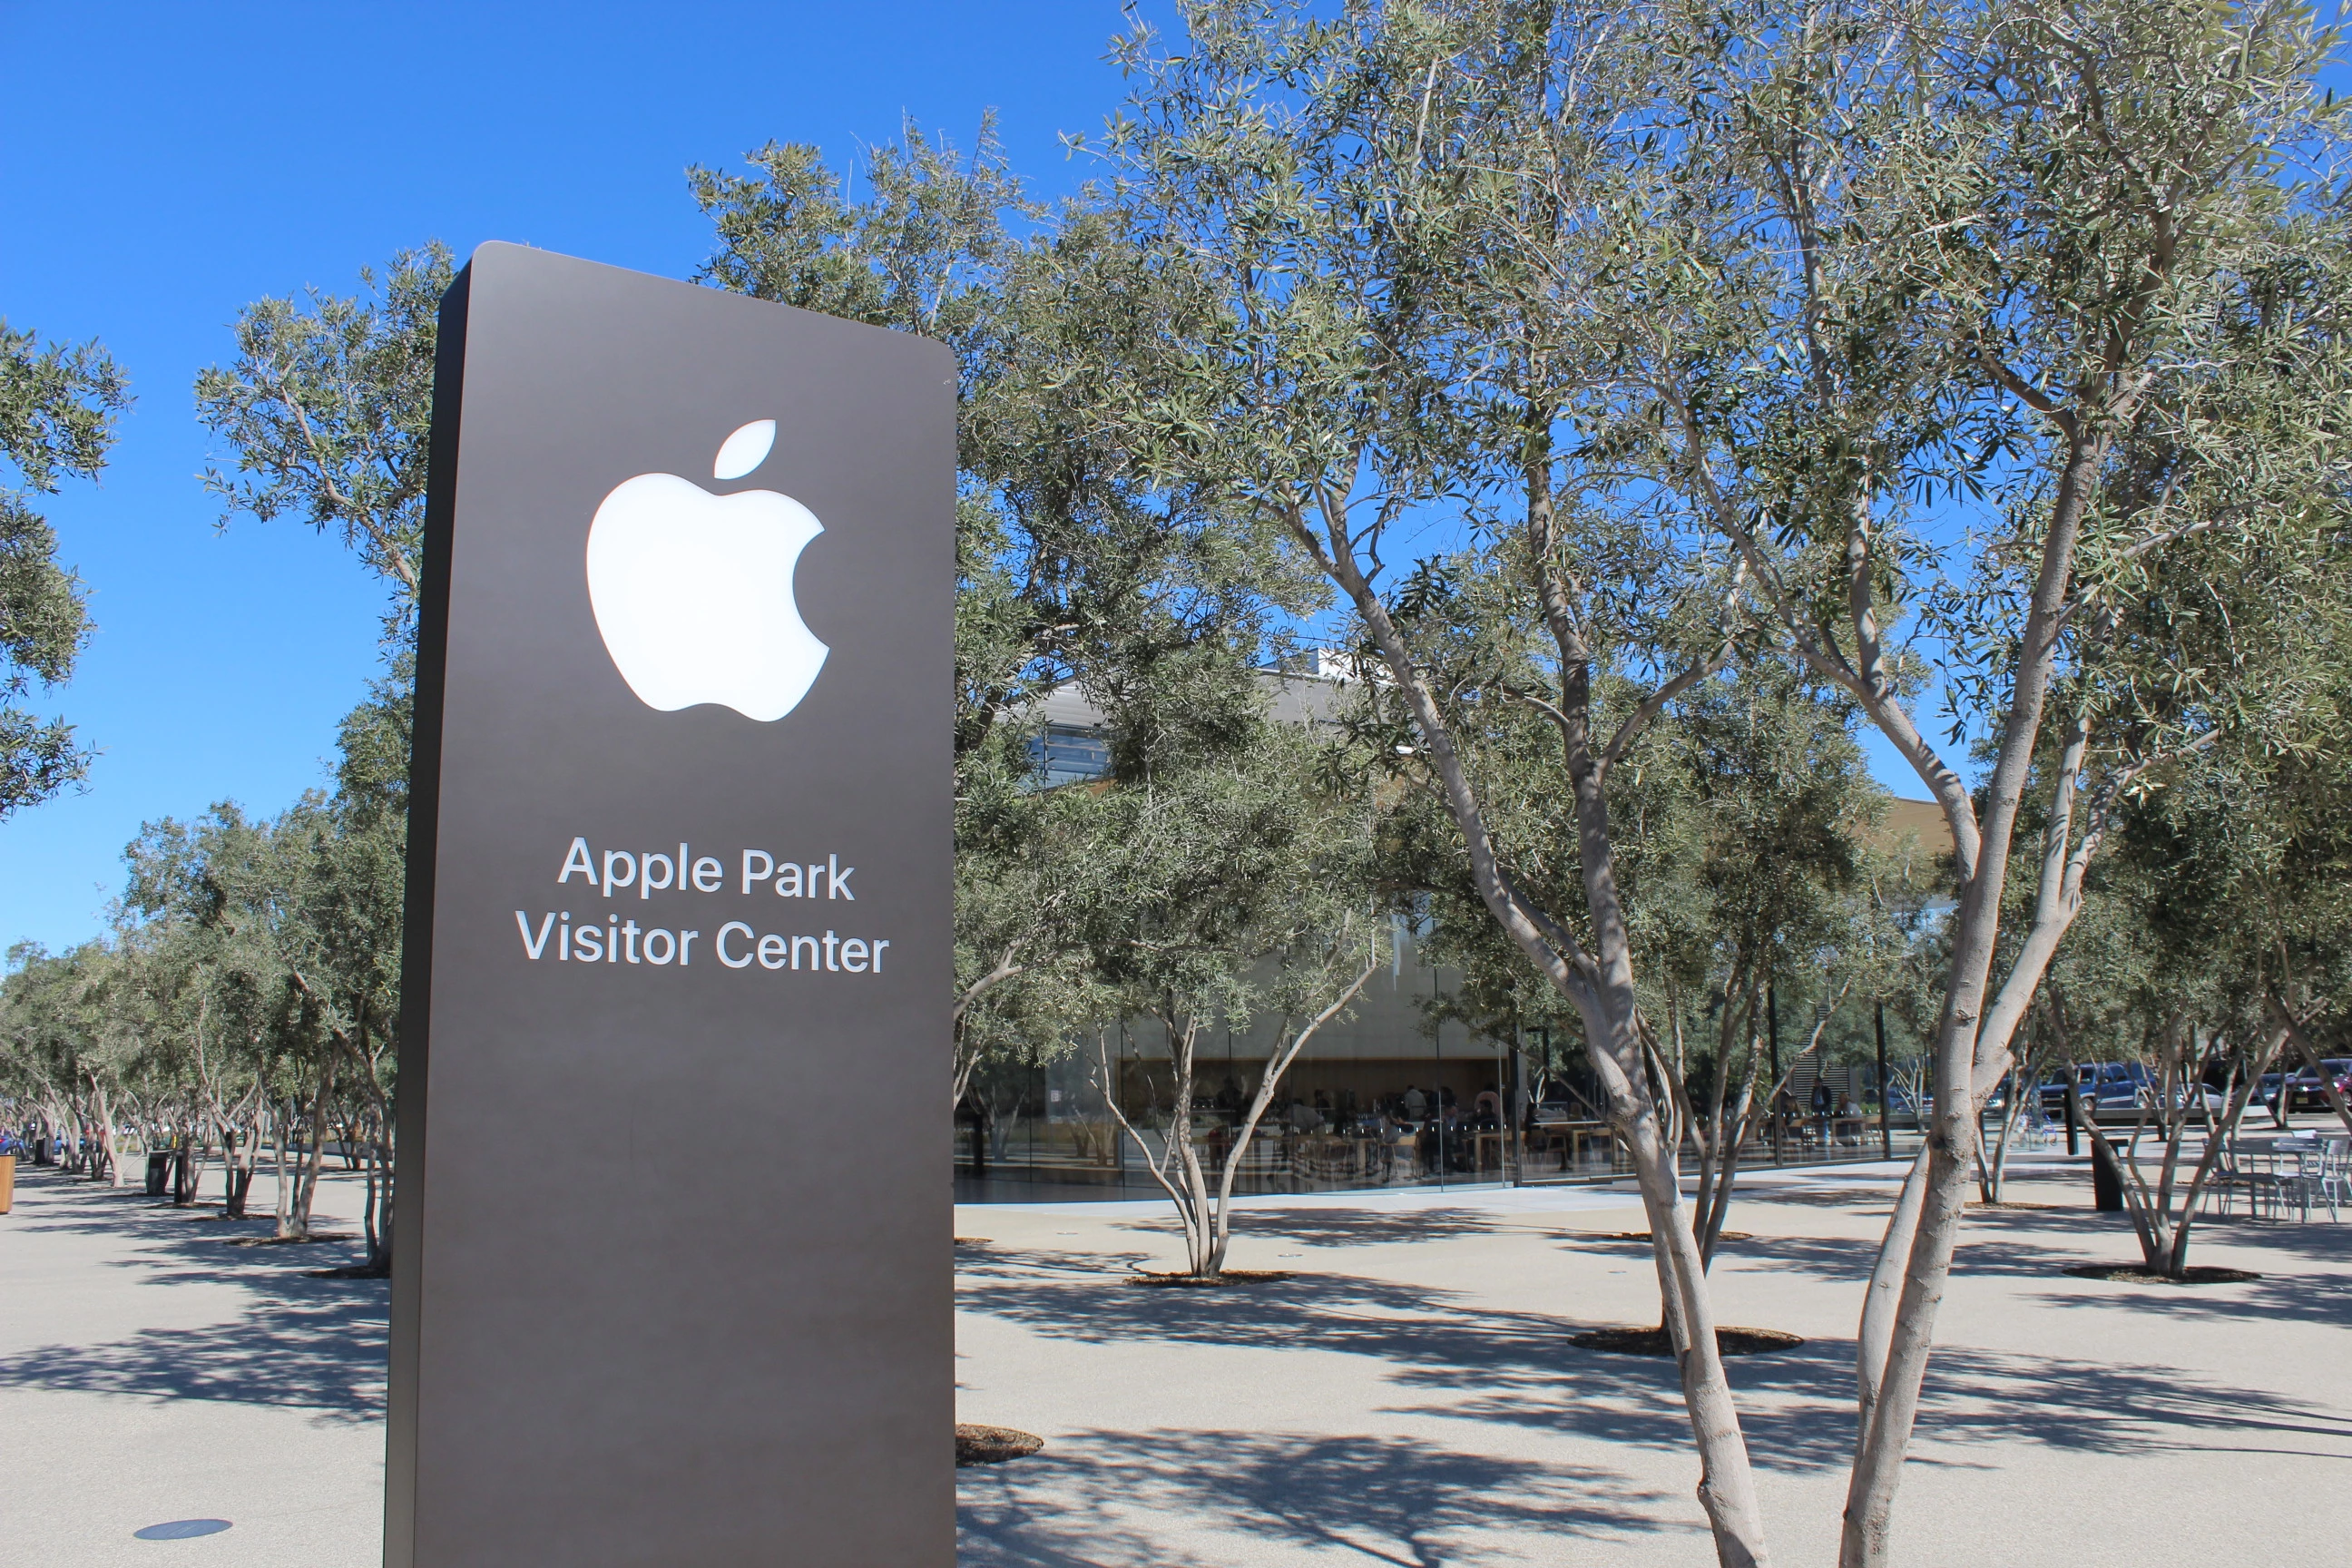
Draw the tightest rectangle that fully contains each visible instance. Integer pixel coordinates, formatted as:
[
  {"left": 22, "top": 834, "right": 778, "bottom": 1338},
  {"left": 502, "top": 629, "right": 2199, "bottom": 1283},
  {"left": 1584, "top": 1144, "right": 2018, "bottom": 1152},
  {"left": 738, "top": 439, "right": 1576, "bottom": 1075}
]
[
  {"left": 961, "top": 1250, "right": 1759, "bottom": 1462},
  {"left": 957, "top": 1426, "right": 1685, "bottom": 1568},
  {"left": 958, "top": 1240, "right": 1164, "bottom": 1283},
  {"left": 1429, "top": 1331, "right": 2352, "bottom": 1473},
  {"left": 1723, "top": 1209, "right": 2352, "bottom": 1331},
  {"left": 964, "top": 1249, "right": 1583, "bottom": 1373},
  {"left": 1111, "top": 1207, "right": 1513, "bottom": 1250},
  {"left": 962, "top": 1234, "right": 2352, "bottom": 1479},
  {"left": 0, "top": 1171, "right": 387, "bottom": 1420}
]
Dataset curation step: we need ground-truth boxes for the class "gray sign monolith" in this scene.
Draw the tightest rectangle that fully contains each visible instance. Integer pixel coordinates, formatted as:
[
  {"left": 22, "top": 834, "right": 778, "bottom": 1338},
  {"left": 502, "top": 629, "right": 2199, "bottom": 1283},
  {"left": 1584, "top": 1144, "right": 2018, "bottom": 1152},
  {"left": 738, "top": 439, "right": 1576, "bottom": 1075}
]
[{"left": 386, "top": 242, "right": 955, "bottom": 1567}]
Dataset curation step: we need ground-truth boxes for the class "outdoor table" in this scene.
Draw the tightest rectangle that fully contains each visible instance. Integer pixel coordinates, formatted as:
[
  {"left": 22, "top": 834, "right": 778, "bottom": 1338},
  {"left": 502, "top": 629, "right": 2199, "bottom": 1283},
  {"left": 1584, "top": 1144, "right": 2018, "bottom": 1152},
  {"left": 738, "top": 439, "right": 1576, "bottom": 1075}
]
[
  {"left": 1524, "top": 1124, "right": 1573, "bottom": 1172},
  {"left": 1563, "top": 1122, "right": 1615, "bottom": 1167},
  {"left": 1286, "top": 1133, "right": 1382, "bottom": 1186},
  {"left": 1524, "top": 1120, "right": 1615, "bottom": 1171}
]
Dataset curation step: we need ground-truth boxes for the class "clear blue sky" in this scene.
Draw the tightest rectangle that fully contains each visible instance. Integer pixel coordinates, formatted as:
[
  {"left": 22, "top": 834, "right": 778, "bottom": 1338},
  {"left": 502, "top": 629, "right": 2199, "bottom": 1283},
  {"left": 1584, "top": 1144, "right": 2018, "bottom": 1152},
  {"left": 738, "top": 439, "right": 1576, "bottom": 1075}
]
[{"left": 0, "top": 0, "right": 1132, "bottom": 952}]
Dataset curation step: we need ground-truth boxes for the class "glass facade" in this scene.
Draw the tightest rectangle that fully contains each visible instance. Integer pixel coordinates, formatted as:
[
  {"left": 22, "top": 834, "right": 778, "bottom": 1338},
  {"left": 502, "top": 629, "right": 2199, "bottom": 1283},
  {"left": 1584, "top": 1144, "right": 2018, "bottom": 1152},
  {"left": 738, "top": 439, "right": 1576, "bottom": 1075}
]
[
  {"left": 1025, "top": 723, "right": 1112, "bottom": 787},
  {"left": 955, "top": 936, "right": 1597, "bottom": 1199},
  {"left": 955, "top": 1029, "right": 1925, "bottom": 1201},
  {"left": 965, "top": 688, "right": 1930, "bottom": 1202},
  {"left": 952, "top": 934, "right": 1927, "bottom": 1201},
  {"left": 956, "top": 1033, "right": 1539, "bottom": 1198}
]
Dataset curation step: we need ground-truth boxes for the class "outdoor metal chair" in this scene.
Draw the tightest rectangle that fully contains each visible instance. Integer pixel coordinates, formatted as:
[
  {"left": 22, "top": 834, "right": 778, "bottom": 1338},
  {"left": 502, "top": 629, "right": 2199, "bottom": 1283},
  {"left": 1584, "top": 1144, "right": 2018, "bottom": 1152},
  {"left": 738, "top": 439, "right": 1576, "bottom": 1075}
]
[
  {"left": 2272, "top": 1136, "right": 2321, "bottom": 1222},
  {"left": 2309, "top": 1133, "right": 2348, "bottom": 1221},
  {"left": 2200, "top": 1141, "right": 2240, "bottom": 1218},
  {"left": 2210, "top": 1135, "right": 2284, "bottom": 1220},
  {"left": 2017, "top": 1107, "right": 2059, "bottom": 1152}
]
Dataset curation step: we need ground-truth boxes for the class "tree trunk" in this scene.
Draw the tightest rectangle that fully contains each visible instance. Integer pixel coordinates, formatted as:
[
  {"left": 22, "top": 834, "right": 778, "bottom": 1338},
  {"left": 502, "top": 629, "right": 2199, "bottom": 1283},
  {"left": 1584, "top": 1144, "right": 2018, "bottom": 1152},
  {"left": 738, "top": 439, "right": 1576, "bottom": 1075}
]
[
  {"left": 280, "top": 1053, "right": 338, "bottom": 1241},
  {"left": 221, "top": 1126, "right": 253, "bottom": 1219},
  {"left": 89, "top": 1078, "right": 121, "bottom": 1187},
  {"left": 1696, "top": 1054, "right": 1760, "bottom": 1269},
  {"left": 1840, "top": 1119, "right": 1975, "bottom": 1567},
  {"left": 1875, "top": 1002, "right": 1892, "bottom": 1160},
  {"left": 1290, "top": 458, "right": 1771, "bottom": 1565},
  {"left": 340, "top": 1032, "right": 398, "bottom": 1275},
  {"left": 359, "top": 1113, "right": 391, "bottom": 1274},
  {"left": 271, "top": 1098, "right": 294, "bottom": 1233},
  {"left": 374, "top": 1118, "right": 397, "bottom": 1274},
  {"left": 1855, "top": 1147, "right": 1933, "bottom": 1444},
  {"left": 1211, "top": 956, "right": 1380, "bottom": 1273},
  {"left": 1978, "top": 1036, "right": 2047, "bottom": 1206},
  {"left": 1175, "top": 1061, "right": 1215, "bottom": 1276},
  {"left": 1095, "top": 1021, "right": 1214, "bottom": 1278}
]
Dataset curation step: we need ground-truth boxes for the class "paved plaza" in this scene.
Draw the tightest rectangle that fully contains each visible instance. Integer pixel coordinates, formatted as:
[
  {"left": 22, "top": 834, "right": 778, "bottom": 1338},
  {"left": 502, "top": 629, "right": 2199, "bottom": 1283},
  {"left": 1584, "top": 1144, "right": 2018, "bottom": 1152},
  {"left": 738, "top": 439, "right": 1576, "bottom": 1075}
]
[{"left": 3, "top": 1157, "right": 2347, "bottom": 1564}]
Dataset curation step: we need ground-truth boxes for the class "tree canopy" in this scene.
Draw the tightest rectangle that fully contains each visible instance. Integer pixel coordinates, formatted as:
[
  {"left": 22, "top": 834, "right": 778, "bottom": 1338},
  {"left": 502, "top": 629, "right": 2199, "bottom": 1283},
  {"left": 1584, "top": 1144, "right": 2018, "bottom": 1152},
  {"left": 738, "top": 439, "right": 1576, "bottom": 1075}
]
[{"left": 0, "top": 318, "right": 128, "bottom": 815}]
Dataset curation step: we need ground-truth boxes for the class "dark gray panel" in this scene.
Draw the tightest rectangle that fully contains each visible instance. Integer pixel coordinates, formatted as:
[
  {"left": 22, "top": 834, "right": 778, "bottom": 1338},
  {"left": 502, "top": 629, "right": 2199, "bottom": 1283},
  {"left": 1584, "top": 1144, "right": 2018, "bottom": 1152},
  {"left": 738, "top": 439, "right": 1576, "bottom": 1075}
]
[{"left": 387, "top": 243, "right": 955, "bottom": 1568}]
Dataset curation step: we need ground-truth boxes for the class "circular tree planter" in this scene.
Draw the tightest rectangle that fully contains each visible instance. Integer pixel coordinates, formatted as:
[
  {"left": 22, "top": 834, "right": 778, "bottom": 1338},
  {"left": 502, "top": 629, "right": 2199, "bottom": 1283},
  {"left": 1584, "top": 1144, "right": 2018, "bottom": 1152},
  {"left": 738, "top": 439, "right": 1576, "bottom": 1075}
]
[
  {"left": 1593, "top": 1230, "right": 1750, "bottom": 1243},
  {"left": 956, "top": 1425, "right": 1044, "bottom": 1466},
  {"left": 1128, "top": 1269, "right": 1293, "bottom": 1288},
  {"left": 2062, "top": 1263, "right": 2261, "bottom": 1285},
  {"left": 1573, "top": 1325, "right": 1804, "bottom": 1357}
]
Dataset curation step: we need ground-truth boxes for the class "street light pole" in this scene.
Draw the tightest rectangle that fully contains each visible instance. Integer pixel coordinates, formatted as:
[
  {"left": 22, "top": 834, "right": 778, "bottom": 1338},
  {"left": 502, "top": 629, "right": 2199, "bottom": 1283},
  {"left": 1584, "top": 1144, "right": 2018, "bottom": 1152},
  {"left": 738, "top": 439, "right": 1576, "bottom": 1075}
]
[{"left": 1875, "top": 1000, "right": 1892, "bottom": 1161}]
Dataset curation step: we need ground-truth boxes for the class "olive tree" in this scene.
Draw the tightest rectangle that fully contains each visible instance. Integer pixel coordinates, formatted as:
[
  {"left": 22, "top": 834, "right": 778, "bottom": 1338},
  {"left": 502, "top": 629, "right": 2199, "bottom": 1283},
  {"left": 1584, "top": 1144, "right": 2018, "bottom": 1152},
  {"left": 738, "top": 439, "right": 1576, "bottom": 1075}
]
[
  {"left": 692, "top": 127, "right": 1324, "bottom": 1114},
  {"left": 0, "top": 319, "right": 127, "bottom": 814},
  {"left": 1612, "top": 4, "right": 2352, "bottom": 1557},
  {"left": 1079, "top": 714, "right": 1384, "bottom": 1277},
  {"left": 194, "top": 245, "right": 449, "bottom": 639},
  {"left": 1094, "top": 4, "right": 2352, "bottom": 1563},
  {"left": 1094, "top": 3, "right": 1780, "bottom": 1546}
]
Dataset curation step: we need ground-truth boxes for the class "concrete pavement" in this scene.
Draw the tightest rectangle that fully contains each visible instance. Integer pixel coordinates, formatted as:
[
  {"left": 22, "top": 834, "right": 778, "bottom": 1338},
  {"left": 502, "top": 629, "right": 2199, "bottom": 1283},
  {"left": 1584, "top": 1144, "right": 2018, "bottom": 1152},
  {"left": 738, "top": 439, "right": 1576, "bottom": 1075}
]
[
  {"left": 5, "top": 1154, "right": 2347, "bottom": 1564},
  {"left": 0, "top": 1162, "right": 387, "bottom": 1567}
]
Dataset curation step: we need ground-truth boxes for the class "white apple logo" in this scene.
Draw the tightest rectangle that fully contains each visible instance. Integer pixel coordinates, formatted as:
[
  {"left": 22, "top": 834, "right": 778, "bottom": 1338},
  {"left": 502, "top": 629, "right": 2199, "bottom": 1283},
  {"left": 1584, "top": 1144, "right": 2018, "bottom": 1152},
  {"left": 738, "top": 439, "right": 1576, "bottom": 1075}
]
[{"left": 584, "top": 419, "right": 829, "bottom": 722}]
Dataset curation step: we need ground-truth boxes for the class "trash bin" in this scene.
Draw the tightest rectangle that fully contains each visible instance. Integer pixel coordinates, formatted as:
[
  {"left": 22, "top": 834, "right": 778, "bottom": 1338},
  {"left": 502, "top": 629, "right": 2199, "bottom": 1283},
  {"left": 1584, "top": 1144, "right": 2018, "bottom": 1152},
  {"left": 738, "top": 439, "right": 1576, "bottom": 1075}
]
[
  {"left": 2091, "top": 1137, "right": 2124, "bottom": 1211},
  {"left": 145, "top": 1150, "right": 173, "bottom": 1198},
  {"left": 0, "top": 1152, "right": 15, "bottom": 1214}
]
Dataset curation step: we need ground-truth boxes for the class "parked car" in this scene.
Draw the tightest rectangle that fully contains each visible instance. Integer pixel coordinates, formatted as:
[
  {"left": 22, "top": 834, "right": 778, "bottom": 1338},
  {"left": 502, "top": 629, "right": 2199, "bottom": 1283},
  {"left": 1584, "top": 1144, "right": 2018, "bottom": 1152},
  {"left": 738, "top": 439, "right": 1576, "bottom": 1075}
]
[
  {"left": 2091, "top": 1063, "right": 2155, "bottom": 1113},
  {"left": 2039, "top": 1063, "right": 2104, "bottom": 1113},
  {"left": 2037, "top": 1062, "right": 2184, "bottom": 1116},
  {"left": 2145, "top": 1081, "right": 2226, "bottom": 1113},
  {"left": 2283, "top": 1058, "right": 2352, "bottom": 1112}
]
